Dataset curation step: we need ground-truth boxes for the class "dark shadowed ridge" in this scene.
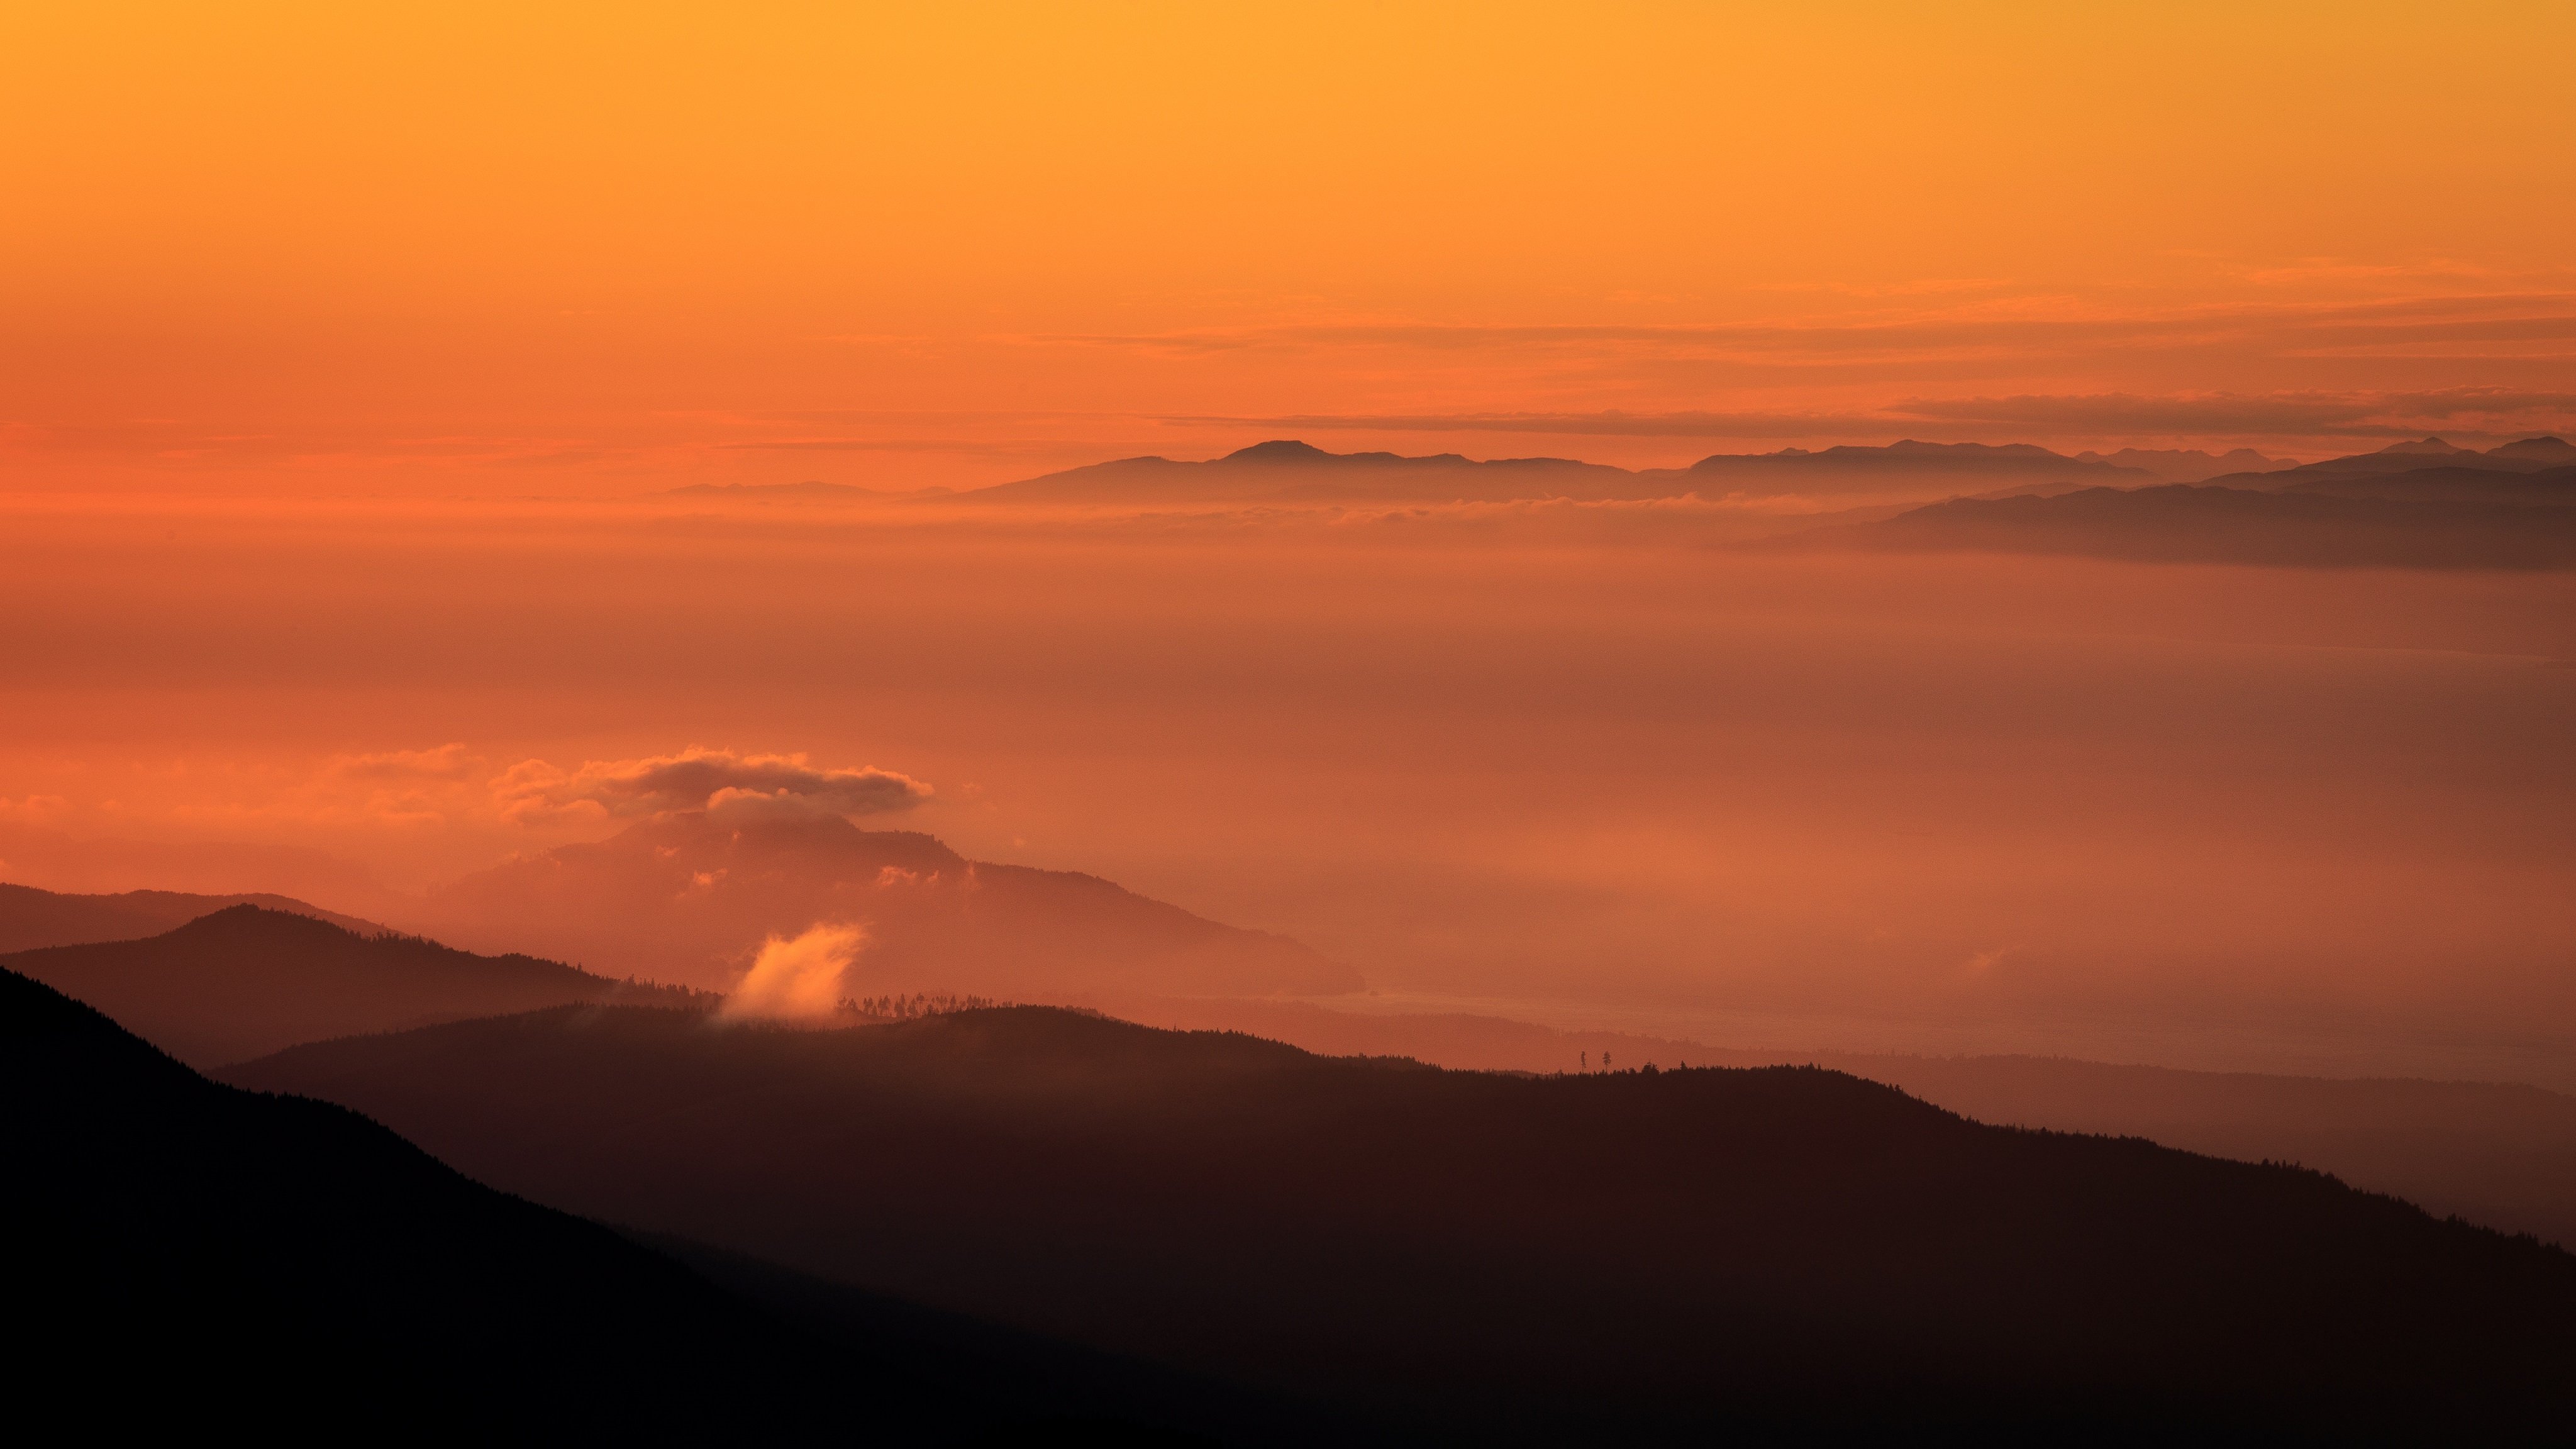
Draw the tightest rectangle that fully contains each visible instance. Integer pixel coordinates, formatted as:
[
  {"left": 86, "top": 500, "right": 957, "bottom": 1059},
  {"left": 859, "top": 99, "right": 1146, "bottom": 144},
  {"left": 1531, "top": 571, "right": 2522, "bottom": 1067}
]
[
  {"left": 228, "top": 1002, "right": 2576, "bottom": 1444},
  {"left": 1104, "top": 996, "right": 2576, "bottom": 1250},
  {"left": 1, "top": 966, "right": 1337, "bottom": 1443},
  {"left": 1791, "top": 482, "right": 2576, "bottom": 569},
  {"left": 0, "top": 879, "right": 382, "bottom": 953},
  {"left": 0, "top": 904, "right": 710, "bottom": 1066},
  {"left": 416, "top": 809, "right": 1358, "bottom": 997}
]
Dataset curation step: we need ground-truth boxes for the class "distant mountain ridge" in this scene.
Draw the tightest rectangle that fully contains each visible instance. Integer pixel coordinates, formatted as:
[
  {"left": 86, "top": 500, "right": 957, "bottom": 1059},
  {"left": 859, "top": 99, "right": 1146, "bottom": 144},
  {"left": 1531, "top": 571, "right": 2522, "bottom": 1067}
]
[
  {"left": 416, "top": 809, "right": 1358, "bottom": 997},
  {"left": 1, "top": 904, "right": 704, "bottom": 1065},
  {"left": 0, "top": 880, "right": 380, "bottom": 953},
  {"left": 2215, "top": 435, "right": 2576, "bottom": 486},
  {"left": 962, "top": 437, "right": 2155, "bottom": 506},
  {"left": 1803, "top": 480, "right": 2576, "bottom": 569}
]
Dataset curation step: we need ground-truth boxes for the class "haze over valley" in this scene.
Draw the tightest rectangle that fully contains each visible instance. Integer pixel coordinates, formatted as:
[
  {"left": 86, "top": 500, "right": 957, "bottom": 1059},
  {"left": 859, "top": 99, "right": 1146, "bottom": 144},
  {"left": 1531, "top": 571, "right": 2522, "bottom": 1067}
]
[{"left": 12, "top": 4, "right": 2576, "bottom": 1438}]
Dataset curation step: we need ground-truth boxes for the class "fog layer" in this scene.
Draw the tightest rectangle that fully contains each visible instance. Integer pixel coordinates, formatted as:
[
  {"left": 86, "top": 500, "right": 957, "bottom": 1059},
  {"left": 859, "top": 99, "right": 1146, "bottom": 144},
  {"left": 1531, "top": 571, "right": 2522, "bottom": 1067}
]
[{"left": 3, "top": 493, "right": 2568, "bottom": 1083}]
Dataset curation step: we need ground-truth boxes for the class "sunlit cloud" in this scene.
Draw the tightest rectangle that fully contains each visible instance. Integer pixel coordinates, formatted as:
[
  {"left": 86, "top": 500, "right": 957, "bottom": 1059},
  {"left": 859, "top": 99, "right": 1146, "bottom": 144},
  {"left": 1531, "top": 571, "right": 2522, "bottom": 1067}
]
[{"left": 718, "top": 922, "right": 865, "bottom": 1021}]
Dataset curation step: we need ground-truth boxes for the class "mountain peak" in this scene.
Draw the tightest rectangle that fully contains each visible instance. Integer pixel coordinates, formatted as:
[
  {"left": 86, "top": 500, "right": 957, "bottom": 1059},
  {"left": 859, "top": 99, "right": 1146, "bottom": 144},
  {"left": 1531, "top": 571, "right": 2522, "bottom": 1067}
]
[
  {"left": 1219, "top": 440, "right": 1336, "bottom": 465},
  {"left": 2490, "top": 435, "right": 2576, "bottom": 461},
  {"left": 2377, "top": 436, "right": 2470, "bottom": 455}
]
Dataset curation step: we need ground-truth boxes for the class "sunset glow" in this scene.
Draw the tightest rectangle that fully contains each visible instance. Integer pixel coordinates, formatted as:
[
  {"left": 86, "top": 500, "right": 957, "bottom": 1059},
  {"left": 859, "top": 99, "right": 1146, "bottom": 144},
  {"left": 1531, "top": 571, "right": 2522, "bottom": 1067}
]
[
  {"left": 9, "top": 8, "right": 2576, "bottom": 1437},
  {"left": 8, "top": 3, "right": 2573, "bottom": 493}
]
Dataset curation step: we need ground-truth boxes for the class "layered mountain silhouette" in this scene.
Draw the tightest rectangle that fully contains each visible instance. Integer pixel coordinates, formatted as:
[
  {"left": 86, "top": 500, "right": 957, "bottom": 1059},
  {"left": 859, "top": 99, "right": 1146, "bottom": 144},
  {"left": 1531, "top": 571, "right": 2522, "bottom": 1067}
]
[
  {"left": 964, "top": 438, "right": 1643, "bottom": 505},
  {"left": 2212, "top": 435, "right": 2576, "bottom": 485},
  {"left": 416, "top": 810, "right": 1357, "bottom": 997},
  {"left": 2072, "top": 445, "right": 2295, "bottom": 480},
  {"left": 1107, "top": 997, "right": 2576, "bottom": 1249},
  {"left": 3, "top": 965, "right": 1324, "bottom": 1441},
  {"left": 0, "top": 904, "right": 703, "bottom": 1065},
  {"left": 961, "top": 438, "right": 2153, "bottom": 508},
  {"left": 229, "top": 1003, "right": 2576, "bottom": 1442},
  {"left": 1805, "top": 482, "right": 2576, "bottom": 569},
  {"left": 1679, "top": 438, "right": 2148, "bottom": 500},
  {"left": 0, "top": 879, "right": 379, "bottom": 953}
]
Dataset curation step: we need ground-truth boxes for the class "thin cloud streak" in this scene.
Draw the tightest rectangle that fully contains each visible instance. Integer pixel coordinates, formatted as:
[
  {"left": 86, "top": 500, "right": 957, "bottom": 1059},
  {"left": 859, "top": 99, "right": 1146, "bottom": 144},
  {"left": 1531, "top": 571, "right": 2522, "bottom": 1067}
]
[
  {"left": 1161, "top": 386, "right": 2576, "bottom": 445},
  {"left": 1031, "top": 293, "right": 2576, "bottom": 362}
]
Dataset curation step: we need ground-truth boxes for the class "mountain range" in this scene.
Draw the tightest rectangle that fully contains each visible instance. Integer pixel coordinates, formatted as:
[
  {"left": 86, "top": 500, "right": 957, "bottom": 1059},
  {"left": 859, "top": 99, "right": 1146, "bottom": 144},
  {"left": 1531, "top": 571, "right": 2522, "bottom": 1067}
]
[
  {"left": 956, "top": 438, "right": 2157, "bottom": 507},
  {"left": 0, "top": 880, "right": 380, "bottom": 953},
  {"left": 410, "top": 809, "right": 1356, "bottom": 997},
  {"left": 19, "top": 886, "right": 2574, "bottom": 1253},
  {"left": 0, "top": 904, "right": 704, "bottom": 1065},
  {"left": 223, "top": 1001, "right": 2576, "bottom": 1442},
  {"left": 1805, "top": 480, "right": 2576, "bottom": 569}
]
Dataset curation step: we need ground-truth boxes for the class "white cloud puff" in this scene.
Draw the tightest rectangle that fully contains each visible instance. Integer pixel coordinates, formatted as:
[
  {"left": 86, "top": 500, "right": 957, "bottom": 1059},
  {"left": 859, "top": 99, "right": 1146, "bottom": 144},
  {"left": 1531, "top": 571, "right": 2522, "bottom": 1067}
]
[{"left": 719, "top": 921, "right": 865, "bottom": 1020}]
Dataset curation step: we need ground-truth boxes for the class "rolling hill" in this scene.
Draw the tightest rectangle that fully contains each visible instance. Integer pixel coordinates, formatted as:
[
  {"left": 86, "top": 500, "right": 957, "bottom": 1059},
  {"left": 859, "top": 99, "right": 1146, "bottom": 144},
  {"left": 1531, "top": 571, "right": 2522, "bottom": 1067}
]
[
  {"left": 0, "top": 879, "right": 380, "bottom": 953},
  {"left": 228, "top": 1003, "right": 2576, "bottom": 1443},
  {"left": 0, "top": 904, "right": 705, "bottom": 1065},
  {"left": 1104, "top": 996, "right": 2576, "bottom": 1250}
]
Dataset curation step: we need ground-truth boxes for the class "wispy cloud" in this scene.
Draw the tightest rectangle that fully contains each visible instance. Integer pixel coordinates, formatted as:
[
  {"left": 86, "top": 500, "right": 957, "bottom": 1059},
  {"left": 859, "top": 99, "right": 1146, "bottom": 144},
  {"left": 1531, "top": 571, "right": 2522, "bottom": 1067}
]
[
  {"left": 1155, "top": 386, "right": 2576, "bottom": 446},
  {"left": 1028, "top": 293, "right": 2576, "bottom": 367}
]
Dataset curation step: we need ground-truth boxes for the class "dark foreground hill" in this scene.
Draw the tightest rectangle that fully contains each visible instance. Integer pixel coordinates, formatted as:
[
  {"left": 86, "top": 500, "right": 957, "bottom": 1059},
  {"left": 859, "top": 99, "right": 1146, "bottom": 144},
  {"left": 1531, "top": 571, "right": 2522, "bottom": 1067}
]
[
  {"left": 1804, "top": 483, "right": 2576, "bottom": 569},
  {"left": 1104, "top": 996, "right": 2576, "bottom": 1249},
  {"left": 3, "top": 966, "right": 1343, "bottom": 1443},
  {"left": 230, "top": 1004, "right": 2576, "bottom": 1443},
  {"left": 0, "top": 904, "right": 706, "bottom": 1065},
  {"left": 0, "top": 879, "right": 381, "bottom": 953}
]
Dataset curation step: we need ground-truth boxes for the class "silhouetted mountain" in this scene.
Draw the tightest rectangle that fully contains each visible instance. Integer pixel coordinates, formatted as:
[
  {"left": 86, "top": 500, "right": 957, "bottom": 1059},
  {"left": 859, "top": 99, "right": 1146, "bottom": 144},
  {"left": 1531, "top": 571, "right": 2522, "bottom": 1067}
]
[
  {"left": 2211, "top": 436, "right": 2576, "bottom": 486},
  {"left": 1803, "top": 484, "right": 2576, "bottom": 569},
  {"left": 1685, "top": 440, "right": 2150, "bottom": 500},
  {"left": 965, "top": 440, "right": 1643, "bottom": 506},
  {"left": 965, "top": 438, "right": 2151, "bottom": 509},
  {"left": 1, "top": 904, "right": 705, "bottom": 1065},
  {"left": 416, "top": 810, "right": 1357, "bottom": 997},
  {"left": 2489, "top": 435, "right": 2576, "bottom": 464},
  {"left": 2072, "top": 446, "right": 2296, "bottom": 481},
  {"left": 0, "top": 879, "right": 381, "bottom": 953},
  {"left": 1794, "top": 1053, "right": 2576, "bottom": 1252},
  {"left": 229, "top": 1004, "right": 2576, "bottom": 1443},
  {"left": 3, "top": 965, "right": 1327, "bottom": 1442},
  {"left": 1101, "top": 996, "right": 2576, "bottom": 1250}
]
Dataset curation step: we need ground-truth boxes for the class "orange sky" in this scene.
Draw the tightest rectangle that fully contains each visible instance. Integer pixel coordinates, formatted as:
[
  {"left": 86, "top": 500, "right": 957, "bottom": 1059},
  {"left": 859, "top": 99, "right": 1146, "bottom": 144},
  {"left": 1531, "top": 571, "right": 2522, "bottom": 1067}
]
[{"left": 8, "top": 2, "right": 2575, "bottom": 492}]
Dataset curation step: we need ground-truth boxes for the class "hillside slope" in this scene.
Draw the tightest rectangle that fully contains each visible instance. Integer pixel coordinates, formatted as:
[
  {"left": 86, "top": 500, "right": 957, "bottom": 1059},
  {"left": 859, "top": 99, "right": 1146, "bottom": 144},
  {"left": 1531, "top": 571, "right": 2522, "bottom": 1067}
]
[
  {"left": 1, "top": 904, "right": 704, "bottom": 1065},
  {"left": 0, "top": 879, "right": 380, "bottom": 953},
  {"left": 5, "top": 965, "right": 1340, "bottom": 1442},
  {"left": 230, "top": 1004, "right": 2576, "bottom": 1443}
]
